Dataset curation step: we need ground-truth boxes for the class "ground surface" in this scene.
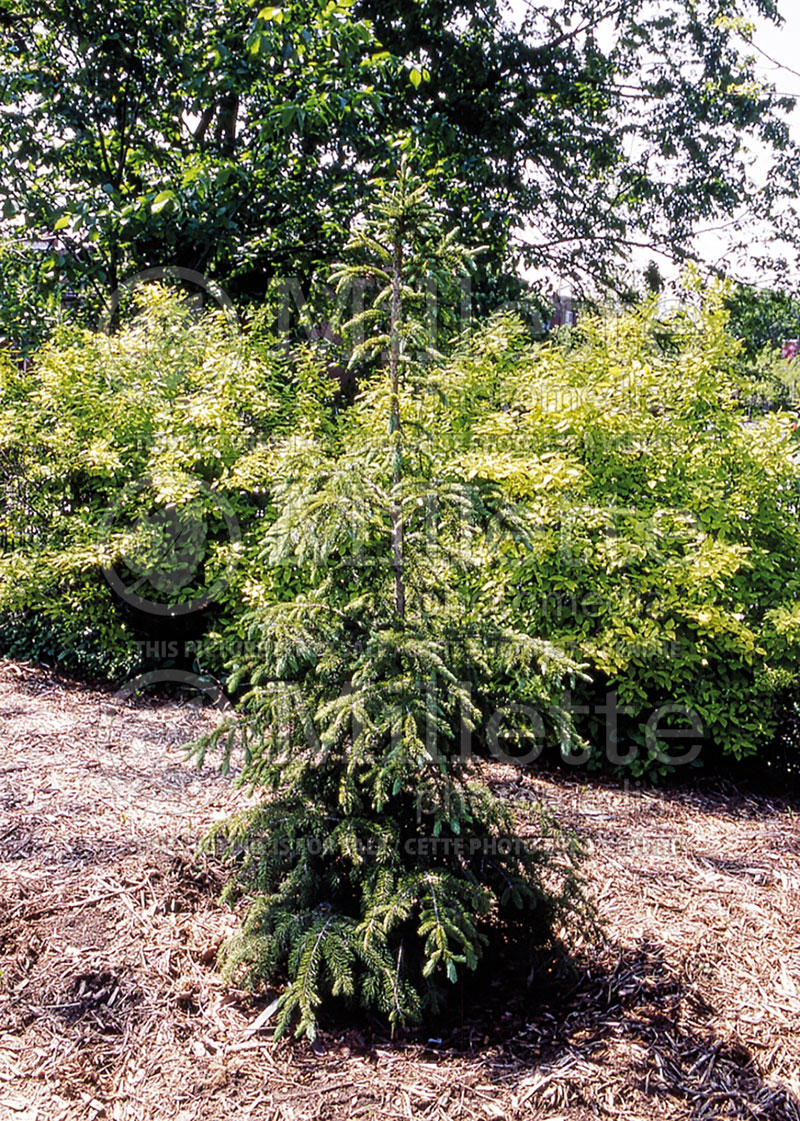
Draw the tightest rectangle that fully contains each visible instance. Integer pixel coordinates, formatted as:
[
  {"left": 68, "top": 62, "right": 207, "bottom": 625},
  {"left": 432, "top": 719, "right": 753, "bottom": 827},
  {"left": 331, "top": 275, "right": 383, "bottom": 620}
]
[{"left": 1, "top": 659, "right": 800, "bottom": 1121}]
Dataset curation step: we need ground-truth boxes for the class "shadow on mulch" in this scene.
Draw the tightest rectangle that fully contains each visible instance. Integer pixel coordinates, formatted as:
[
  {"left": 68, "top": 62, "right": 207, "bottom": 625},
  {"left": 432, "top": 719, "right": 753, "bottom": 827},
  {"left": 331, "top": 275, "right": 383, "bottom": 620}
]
[
  {"left": 313, "top": 940, "right": 800, "bottom": 1120},
  {"left": 522, "top": 765, "right": 800, "bottom": 821},
  {"left": 487, "top": 940, "right": 800, "bottom": 1119},
  {"left": 524, "top": 942, "right": 794, "bottom": 1118}
]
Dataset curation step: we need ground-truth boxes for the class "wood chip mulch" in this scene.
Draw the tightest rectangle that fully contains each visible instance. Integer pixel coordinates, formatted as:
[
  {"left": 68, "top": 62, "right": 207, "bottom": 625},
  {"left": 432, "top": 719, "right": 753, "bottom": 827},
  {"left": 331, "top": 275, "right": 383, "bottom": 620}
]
[{"left": 1, "top": 658, "right": 799, "bottom": 1120}]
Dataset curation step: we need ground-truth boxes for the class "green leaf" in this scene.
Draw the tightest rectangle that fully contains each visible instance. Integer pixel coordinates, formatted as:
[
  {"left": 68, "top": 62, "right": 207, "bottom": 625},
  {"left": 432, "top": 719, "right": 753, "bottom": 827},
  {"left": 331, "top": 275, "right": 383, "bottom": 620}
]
[
  {"left": 151, "top": 190, "right": 176, "bottom": 215},
  {"left": 408, "top": 67, "right": 422, "bottom": 88}
]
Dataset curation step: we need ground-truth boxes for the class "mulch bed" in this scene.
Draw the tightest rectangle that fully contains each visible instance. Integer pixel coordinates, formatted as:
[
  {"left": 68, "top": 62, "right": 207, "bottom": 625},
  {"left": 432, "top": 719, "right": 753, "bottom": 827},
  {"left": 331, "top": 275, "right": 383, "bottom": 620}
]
[{"left": 1, "top": 658, "right": 799, "bottom": 1120}]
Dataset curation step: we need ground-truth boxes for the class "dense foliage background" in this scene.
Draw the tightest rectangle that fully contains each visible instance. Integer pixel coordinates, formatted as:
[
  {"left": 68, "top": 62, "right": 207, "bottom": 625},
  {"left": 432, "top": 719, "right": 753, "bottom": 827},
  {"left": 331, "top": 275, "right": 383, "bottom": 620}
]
[{"left": 3, "top": 272, "right": 800, "bottom": 769}]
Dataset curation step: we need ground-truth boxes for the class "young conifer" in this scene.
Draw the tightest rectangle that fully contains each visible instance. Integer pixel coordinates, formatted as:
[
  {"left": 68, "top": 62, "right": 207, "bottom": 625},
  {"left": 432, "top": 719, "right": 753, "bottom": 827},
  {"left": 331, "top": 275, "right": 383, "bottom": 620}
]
[{"left": 200, "top": 158, "right": 592, "bottom": 1040}]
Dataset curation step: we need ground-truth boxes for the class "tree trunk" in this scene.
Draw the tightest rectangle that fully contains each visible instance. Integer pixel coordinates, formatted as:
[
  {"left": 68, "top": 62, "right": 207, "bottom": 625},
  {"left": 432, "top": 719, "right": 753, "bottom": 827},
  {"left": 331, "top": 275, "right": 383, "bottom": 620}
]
[{"left": 389, "top": 233, "right": 405, "bottom": 623}]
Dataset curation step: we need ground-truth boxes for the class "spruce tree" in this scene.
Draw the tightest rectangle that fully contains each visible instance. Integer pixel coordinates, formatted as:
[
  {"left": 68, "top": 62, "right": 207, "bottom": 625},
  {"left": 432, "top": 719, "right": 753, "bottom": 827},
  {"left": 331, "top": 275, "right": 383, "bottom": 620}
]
[{"left": 199, "top": 160, "right": 592, "bottom": 1040}]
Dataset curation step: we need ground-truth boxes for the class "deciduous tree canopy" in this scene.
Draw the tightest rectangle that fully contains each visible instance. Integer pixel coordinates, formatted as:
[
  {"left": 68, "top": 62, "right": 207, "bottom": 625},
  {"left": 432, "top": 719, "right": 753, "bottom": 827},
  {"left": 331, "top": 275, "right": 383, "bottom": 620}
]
[{"left": 0, "top": 0, "right": 796, "bottom": 306}]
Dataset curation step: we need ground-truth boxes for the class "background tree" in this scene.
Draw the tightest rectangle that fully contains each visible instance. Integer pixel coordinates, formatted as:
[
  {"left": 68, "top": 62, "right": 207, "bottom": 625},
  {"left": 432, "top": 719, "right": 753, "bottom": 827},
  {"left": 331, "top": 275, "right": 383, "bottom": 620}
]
[
  {"left": 726, "top": 282, "right": 800, "bottom": 359},
  {"left": 0, "top": 0, "right": 385, "bottom": 307},
  {"left": 723, "top": 282, "right": 800, "bottom": 406},
  {"left": 0, "top": 0, "right": 798, "bottom": 326},
  {"left": 355, "top": 0, "right": 800, "bottom": 291}
]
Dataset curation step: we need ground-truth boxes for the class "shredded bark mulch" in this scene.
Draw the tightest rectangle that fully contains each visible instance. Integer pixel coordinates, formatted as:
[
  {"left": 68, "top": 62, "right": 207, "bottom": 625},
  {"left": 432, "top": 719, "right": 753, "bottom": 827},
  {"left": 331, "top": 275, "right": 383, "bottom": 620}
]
[{"left": 1, "top": 659, "right": 799, "bottom": 1120}]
